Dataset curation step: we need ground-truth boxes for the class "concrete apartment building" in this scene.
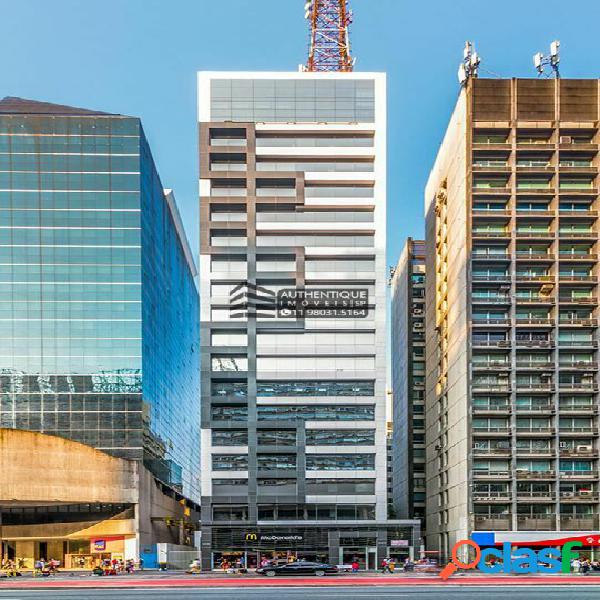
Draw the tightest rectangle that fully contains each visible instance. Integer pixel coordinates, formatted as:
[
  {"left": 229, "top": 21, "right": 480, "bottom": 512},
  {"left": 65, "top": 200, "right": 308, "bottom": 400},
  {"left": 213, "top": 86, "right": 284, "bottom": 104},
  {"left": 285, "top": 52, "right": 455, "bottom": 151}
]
[
  {"left": 391, "top": 238, "right": 426, "bottom": 524},
  {"left": 0, "top": 97, "right": 200, "bottom": 568},
  {"left": 425, "top": 78, "right": 600, "bottom": 559},
  {"left": 198, "top": 71, "right": 419, "bottom": 570}
]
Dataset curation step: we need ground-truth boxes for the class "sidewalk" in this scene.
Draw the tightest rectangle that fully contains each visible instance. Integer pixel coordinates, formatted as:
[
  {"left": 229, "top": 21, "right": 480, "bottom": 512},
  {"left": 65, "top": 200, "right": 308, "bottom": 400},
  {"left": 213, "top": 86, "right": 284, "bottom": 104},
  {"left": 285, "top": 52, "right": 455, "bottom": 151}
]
[{"left": 2, "top": 571, "right": 600, "bottom": 589}]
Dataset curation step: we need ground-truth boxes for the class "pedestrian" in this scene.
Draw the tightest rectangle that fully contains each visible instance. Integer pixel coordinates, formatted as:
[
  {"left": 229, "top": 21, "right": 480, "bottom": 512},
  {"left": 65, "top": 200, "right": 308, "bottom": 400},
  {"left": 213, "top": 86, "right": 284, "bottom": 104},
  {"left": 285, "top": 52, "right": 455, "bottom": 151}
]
[
  {"left": 572, "top": 557, "right": 581, "bottom": 573},
  {"left": 138, "top": 557, "right": 144, "bottom": 571},
  {"left": 388, "top": 559, "right": 396, "bottom": 573},
  {"left": 380, "top": 558, "right": 388, "bottom": 573},
  {"left": 351, "top": 559, "right": 359, "bottom": 573}
]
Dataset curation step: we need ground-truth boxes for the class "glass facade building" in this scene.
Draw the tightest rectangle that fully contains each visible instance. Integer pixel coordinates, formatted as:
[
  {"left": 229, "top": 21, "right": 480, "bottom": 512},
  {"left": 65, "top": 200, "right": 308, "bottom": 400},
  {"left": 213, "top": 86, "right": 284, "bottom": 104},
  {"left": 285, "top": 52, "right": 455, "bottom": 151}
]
[{"left": 0, "top": 97, "right": 200, "bottom": 502}]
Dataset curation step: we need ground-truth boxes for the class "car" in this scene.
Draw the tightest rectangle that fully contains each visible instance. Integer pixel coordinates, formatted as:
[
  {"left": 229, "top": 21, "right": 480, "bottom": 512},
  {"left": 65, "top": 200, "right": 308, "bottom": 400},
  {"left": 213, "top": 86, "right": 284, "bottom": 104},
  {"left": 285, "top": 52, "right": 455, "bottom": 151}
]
[{"left": 256, "top": 561, "right": 339, "bottom": 577}]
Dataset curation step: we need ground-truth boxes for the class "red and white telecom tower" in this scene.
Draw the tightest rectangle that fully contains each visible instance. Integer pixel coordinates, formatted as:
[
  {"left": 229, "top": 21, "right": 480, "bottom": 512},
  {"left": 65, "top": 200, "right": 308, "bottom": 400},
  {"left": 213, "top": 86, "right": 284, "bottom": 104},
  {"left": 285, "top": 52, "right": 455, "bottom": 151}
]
[{"left": 304, "top": 0, "right": 354, "bottom": 72}]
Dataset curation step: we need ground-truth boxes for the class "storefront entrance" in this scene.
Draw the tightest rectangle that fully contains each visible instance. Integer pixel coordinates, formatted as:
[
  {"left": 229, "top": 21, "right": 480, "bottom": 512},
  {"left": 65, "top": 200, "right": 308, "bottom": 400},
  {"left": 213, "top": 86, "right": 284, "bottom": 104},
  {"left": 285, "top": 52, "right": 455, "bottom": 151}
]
[{"left": 339, "top": 546, "right": 377, "bottom": 570}]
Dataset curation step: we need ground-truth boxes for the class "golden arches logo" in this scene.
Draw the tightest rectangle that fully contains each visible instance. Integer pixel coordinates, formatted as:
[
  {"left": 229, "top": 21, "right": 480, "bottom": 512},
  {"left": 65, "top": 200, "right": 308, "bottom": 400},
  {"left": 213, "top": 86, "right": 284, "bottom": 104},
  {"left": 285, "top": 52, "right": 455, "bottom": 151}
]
[{"left": 245, "top": 533, "right": 258, "bottom": 541}]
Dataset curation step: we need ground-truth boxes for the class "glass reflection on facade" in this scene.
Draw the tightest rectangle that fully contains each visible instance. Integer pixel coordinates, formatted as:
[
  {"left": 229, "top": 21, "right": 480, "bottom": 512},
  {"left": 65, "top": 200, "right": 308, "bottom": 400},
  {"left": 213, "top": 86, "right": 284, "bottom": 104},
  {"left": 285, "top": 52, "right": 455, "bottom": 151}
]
[{"left": 0, "top": 97, "right": 200, "bottom": 502}]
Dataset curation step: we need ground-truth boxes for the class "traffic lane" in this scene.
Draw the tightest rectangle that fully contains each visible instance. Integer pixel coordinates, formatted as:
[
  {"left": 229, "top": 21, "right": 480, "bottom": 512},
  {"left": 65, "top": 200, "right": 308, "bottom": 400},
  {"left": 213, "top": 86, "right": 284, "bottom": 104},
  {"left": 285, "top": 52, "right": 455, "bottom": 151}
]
[{"left": 1, "top": 586, "right": 600, "bottom": 600}]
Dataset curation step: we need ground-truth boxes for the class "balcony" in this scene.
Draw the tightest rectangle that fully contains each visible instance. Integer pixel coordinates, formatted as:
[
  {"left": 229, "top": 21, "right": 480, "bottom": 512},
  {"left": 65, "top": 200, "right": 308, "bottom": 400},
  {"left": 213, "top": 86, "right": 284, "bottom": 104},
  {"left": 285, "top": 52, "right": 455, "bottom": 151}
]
[
  {"left": 559, "top": 253, "right": 599, "bottom": 262},
  {"left": 472, "top": 274, "right": 511, "bottom": 283},
  {"left": 516, "top": 361, "right": 554, "bottom": 370},
  {"left": 516, "top": 295, "right": 556, "bottom": 305},
  {"left": 559, "top": 274, "right": 597, "bottom": 283},
  {"left": 473, "top": 491, "right": 511, "bottom": 501},
  {"left": 473, "top": 514, "right": 512, "bottom": 530},
  {"left": 515, "top": 318, "right": 554, "bottom": 326},
  {"left": 472, "top": 296, "right": 511, "bottom": 305},
  {"left": 560, "top": 515, "right": 599, "bottom": 530},
  {"left": 472, "top": 400, "right": 511, "bottom": 412},
  {"left": 515, "top": 470, "right": 556, "bottom": 480},
  {"left": 517, "top": 491, "right": 555, "bottom": 500},
  {"left": 517, "top": 515, "right": 556, "bottom": 530},
  {"left": 471, "top": 384, "right": 511, "bottom": 394},
  {"left": 559, "top": 296, "right": 598, "bottom": 306},
  {"left": 559, "top": 361, "right": 599, "bottom": 370},
  {"left": 473, "top": 468, "right": 511, "bottom": 478},
  {"left": 559, "top": 187, "right": 599, "bottom": 196},
  {"left": 558, "top": 383, "right": 599, "bottom": 392},
  {"left": 559, "top": 427, "right": 599, "bottom": 436},
  {"left": 472, "top": 251, "right": 510, "bottom": 261},
  {"left": 472, "top": 231, "right": 511, "bottom": 239},
  {"left": 472, "top": 318, "right": 511, "bottom": 326},
  {"left": 560, "top": 491, "right": 599, "bottom": 502},
  {"left": 473, "top": 186, "right": 511, "bottom": 195},
  {"left": 557, "top": 340, "right": 598, "bottom": 349},
  {"left": 516, "top": 231, "right": 555, "bottom": 239},
  {"left": 472, "top": 446, "right": 511, "bottom": 457},
  {"left": 559, "top": 318, "right": 598, "bottom": 327},
  {"left": 559, "top": 405, "right": 598, "bottom": 415},
  {"left": 560, "top": 469, "right": 599, "bottom": 479},
  {"left": 515, "top": 382, "right": 555, "bottom": 392},
  {"left": 558, "top": 210, "right": 598, "bottom": 217},
  {"left": 472, "top": 361, "right": 511, "bottom": 371},
  {"left": 516, "top": 448, "right": 554, "bottom": 458},
  {"left": 472, "top": 425, "right": 511, "bottom": 435},
  {"left": 515, "top": 403, "right": 555, "bottom": 413},
  {"left": 516, "top": 426, "right": 555, "bottom": 435},
  {"left": 515, "top": 339, "right": 554, "bottom": 349},
  {"left": 516, "top": 253, "right": 555, "bottom": 261},
  {"left": 471, "top": 340, "right": 512, "bottom": 349},
  {"left": 515, "top": 275, "right": 554, "bottom": 283},
  {"left": 559, "top": 231, "right": 598, "bottom": 239},
  {"left": 472, "top": 209, "right": 512, "bottom": 218}
]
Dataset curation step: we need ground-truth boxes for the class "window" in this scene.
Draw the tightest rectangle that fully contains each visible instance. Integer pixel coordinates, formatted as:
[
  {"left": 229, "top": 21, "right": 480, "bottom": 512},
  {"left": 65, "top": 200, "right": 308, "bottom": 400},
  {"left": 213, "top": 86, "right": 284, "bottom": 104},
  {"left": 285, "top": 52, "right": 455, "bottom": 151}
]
[
  {"left": 212, "top": 505, "right": 248, "bottom": 521},
  {"left": 212, "top": 454, "right": 248, "bottom": 470},
  {"left": 257, "top": 430, "right": 296, "bottom": 446},
  {"left": 305, "top": 429, "right": 375, "bottom": 446},
  {"left": 257, "top": 380, "right": 374, "bottom": 397},
  {"left": 211, "top": 381, "right": 248, "bottom": 397},
  {"left": 212, "top": 430, "right": 248, "bottom": 446},
  {"left": 257, "top": 454, "right": 296, "bottom": 470},
  {"left": 305, "top": 479, "right": 375, "bottom": 495},
  {"left": 306, "top": 454, "right": 375, "bottom": 470},
  {"left": 257, "top": 405, "right": 375, "bottom": 421},
  {"left": 211, "top": 405, "right": 248, "bottom": 421}
]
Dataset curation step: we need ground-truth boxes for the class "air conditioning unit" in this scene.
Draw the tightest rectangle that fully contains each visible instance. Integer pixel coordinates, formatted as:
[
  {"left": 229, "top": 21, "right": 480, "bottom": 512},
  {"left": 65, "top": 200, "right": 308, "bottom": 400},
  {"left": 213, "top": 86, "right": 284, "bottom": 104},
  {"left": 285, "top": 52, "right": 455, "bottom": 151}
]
[
  {"left": 560, "top": 136, "right": 573, "bottom": 144},
  {"left": 562, "top": 491, "right": 575, "bottom": 497},
  {"left": 413, "top": 308, "right": 424, "bottom": 315},
  {"left": 516, "top": 468, "right": 529, "bottom": 474},
  {"left": 414, "top": 322, "right": 424, "bottom": 329},
  {"left": 577, "top": 445, "right": 593, "bottom": 453},
  {"left": 580, "top": 490, "right": 593, "bottom": 496},
  {"left": 559, "top": 441, "right": 568, "bottom": 449}
]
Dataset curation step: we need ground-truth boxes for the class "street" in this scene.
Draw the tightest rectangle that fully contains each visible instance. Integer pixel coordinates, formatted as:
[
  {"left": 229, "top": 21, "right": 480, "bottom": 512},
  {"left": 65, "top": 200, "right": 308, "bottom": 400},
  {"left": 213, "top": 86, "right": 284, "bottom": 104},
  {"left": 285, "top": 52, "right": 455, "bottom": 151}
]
[{"left": 0, "top": 586, "right": 600, "bottom": 600}]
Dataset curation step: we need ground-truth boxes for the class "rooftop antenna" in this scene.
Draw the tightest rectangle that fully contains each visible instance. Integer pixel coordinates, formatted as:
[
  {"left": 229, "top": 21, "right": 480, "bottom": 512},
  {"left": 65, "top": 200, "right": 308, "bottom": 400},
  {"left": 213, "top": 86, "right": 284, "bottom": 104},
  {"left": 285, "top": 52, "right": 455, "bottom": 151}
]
[
  {"left": 533, "top": 40, "right": 560, "bottom": 78},
  {"left": 302, "top": 0, "right": 354, "bottom": 72},
  {"left": 458, "top": 41, "right": 481, "bottom": 86}
]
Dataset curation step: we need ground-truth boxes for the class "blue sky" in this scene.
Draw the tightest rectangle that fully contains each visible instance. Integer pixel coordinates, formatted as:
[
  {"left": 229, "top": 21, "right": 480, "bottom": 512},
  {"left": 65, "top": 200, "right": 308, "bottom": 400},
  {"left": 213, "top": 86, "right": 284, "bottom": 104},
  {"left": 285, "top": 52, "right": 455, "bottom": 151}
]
[{"left": 3, "top": 0, "right": 599, "bottom": 265}]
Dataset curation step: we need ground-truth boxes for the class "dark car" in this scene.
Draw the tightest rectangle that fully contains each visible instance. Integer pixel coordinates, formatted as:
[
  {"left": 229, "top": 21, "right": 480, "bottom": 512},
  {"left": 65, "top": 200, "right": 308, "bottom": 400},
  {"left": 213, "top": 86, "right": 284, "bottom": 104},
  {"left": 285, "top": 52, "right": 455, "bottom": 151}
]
[{"left": 256, "top": 561, "right": 338, "bottom": 577}]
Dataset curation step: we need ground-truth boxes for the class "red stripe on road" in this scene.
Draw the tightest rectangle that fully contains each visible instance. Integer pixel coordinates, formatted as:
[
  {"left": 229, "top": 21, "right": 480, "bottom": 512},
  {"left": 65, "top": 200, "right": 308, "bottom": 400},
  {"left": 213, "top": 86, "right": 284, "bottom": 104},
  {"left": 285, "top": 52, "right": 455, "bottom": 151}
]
[{"left": 2, "top": 576, "right": 600, "bottom": 588}]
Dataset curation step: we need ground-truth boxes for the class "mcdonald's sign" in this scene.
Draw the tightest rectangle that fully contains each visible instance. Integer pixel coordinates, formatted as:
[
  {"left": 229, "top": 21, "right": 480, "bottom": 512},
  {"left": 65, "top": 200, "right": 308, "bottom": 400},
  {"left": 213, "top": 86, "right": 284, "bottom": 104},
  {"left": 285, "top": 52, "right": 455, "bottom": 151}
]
[{"left": 245, "top": 532, "right": 258, "bottom": 542}]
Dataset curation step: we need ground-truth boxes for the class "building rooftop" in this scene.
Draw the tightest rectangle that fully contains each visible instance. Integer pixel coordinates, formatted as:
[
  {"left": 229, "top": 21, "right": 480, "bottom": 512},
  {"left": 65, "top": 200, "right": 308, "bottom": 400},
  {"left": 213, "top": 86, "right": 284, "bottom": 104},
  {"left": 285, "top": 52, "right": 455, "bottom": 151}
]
[{"left": 0, "top": 96, "right": 119, "bottom": 116}]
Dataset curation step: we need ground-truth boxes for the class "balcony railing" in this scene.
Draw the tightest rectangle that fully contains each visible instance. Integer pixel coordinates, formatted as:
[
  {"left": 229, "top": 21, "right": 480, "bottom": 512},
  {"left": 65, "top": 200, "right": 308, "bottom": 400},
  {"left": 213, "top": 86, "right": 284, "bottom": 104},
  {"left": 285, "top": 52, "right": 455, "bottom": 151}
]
[
  {"left": 516, "top": 231, "right": 555, "bottom": 238},
  {"left": 559, "top": 275, "right": 596, "bottom": 282},
  {"left": 557, "top": 340, "right": 598, "bottom": 348},
  {"left": 560, "top": 515, "right": 599, "bottom": 530},
  {"left": 472, "top": 252, "right": 510, "bottom": 260},
  {"left": 559, "top": 318, "right": 598, "bottom": 327},
  {"left": 472, "top": 275, "right": 511, "bottom": 282},
  {"left": 516, "top": 491, "right": 554, "bottom": 499},
  {"left": 559, "top": 427, "right": 599, "bottom": 435},
  {"left": 515, "top": 404, "right": 554, "bottom": 413},
  {"left": 559, "top": 297, "right": 598, "bottom": 305},
  {"left": 473, "top": 515, "right": 512, "bottom": 530},
  {"left": 516, "top": 361, "right": 553, "bottom": 369},
  {"left": 516, "top": 253, "right": 555, "bottom": 260},
  {"left": 559, "top": 253, "right": 598, "bottom": 261},
  {"left": 517, "top": 515, "right": 556, "bottom": 530},
  {"left": 472, "top": 426, "right": 511, "bottom": 434},
  {"left": 560, "top": 491, "right": 599, "bottom": 501},
  {"left": 472, "top": 401, "right": 511, "bottom": 411},
  {"left": 516, "top": 426, "right": 556, "bottom": 434},
  {"left": 559, "top": 405, "right": 598, "bottom": 414},
  {"left": 559, "top": 361, "right": 598, "bottom": 370},
  {"left": 473, "top": 469, "right": 511, "bottom": 477},
  {"left": 560, "top": 470, "right": 598, "bottom": 479},
  {"left": 558, "top": 383, "right": 599, "bottom": 391},
  {"left": 472, "top": 231, "right": 511, "bottom": 238},
  {"left": 516, "top": 295, "right": 556, "bottom": 304},
  {"left": 472, "top": 447, "right": 511, "bottom": 455},
  {"left": 473, "top": 491, "right": 511, "bottom": 500},
  {"left": 515, "top": 383, "right": 555, "bottom": 391},
  {"left": 515, "top": 470, "right": 556, "bottom": 479},
  {"left": 472, "top": 296, "right": 511, "bottom": 304},
  {"left": 515, "top": 318, "right": 554, "bottom": 326}
]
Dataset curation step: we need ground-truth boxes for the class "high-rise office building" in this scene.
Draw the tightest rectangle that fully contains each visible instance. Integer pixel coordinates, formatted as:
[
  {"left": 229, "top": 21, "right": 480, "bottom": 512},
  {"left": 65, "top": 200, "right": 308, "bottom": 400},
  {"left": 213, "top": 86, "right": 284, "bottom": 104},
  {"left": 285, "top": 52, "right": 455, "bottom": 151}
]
[
  {"left": 0, "top": 97, "right": 201, "bottom": 503},
  {"left": 425, "top": 78, "right": 600, "bottom": 559},
  {"left": 391, "top": 238, "right": 426, "bottom": 524},
  {"left": 198, "top": 71, "right": 419, "bottom": 570}
]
